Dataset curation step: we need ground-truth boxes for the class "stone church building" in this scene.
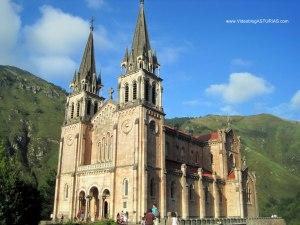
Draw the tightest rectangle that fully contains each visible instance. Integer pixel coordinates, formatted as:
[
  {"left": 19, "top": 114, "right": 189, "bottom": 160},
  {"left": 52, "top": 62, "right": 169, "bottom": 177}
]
[{"left": 53, "top": 1, "right": 259, "bottom": 222}]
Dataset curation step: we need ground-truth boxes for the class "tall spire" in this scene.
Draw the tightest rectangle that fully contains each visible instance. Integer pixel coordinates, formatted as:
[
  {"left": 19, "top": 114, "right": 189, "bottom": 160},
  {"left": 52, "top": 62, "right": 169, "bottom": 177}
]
[
  {"left": 78, "top": 30, "right": 96, "bottom": 79},
  {"left": 120, "top": 0, "right": 159, "bottom": 75},
  {"left": 132, "top": 0, "right": 150, "bottom": 58},
  {"left": 70, "top": 26, "right": 102, "bottom": 94}
]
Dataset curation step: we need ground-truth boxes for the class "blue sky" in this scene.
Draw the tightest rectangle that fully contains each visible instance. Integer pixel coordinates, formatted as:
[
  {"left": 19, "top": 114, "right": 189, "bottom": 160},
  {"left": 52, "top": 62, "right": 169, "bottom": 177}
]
[{"left": 1, "top": 0, "right": 300, "bottom": 120}]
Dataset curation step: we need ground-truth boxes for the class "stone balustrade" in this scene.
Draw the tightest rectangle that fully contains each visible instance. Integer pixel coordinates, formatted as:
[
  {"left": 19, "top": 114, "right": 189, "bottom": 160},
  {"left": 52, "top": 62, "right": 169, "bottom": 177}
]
[
  {"left": 159, "top": 217, "right": 286, "bottom": 225},
  {"left": 77, "top": 162, "right": 114, "bottom": 172}
]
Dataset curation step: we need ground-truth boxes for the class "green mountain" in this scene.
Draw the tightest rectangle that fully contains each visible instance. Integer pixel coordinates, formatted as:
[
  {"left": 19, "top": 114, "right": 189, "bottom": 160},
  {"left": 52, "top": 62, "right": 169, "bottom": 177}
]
[
  {"left": 0, "top": 66, "right": 299, "bottom": 223},
  {"left": 0, "top": 65, "right": 66, "bottom": 185}
]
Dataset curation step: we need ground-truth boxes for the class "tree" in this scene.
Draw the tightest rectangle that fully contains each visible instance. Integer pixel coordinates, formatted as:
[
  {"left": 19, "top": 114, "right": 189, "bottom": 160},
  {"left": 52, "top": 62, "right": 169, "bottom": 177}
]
[{"left": 0, "top": 142, "right": 42, "bottom": 225}]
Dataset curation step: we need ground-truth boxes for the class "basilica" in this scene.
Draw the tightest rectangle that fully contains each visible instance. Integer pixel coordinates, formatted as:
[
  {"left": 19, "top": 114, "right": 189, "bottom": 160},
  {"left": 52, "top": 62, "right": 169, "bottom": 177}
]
[{"left": 53, "top": 1, "right": 259, "bottom": 222}]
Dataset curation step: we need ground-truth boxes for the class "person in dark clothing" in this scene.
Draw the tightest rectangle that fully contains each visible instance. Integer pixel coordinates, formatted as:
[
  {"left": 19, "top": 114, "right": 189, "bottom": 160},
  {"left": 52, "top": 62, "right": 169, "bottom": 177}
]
[{"left": 145, "top": 209, "right": 155, "bottom": 225}]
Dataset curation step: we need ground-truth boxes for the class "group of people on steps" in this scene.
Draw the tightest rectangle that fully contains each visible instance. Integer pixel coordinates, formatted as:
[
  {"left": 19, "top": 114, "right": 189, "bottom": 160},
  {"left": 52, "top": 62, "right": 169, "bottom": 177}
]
[{"left": 117, "top": 204, "right": 180, "bottom": 225}]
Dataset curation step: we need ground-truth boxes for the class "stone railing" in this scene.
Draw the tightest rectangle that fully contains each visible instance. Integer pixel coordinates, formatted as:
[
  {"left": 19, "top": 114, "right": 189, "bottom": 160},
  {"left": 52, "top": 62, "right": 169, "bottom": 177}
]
[
  {"left": 78, "top": 162, "right": 114, "bottom": 172},
  {"left": 159, "top": 217, "right": 285, "bottom": 225}
]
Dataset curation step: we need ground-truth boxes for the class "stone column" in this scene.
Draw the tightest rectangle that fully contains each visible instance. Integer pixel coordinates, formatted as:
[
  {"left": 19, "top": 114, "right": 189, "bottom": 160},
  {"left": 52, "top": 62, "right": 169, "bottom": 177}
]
[
  {"left": 85, "top": 196, "right": 90, "bottom": 221},
  {"left": 53, "top": 138, "right": 64, "bottom": 219},
  {"left": 141, "top": 118, "right": 148, "bottom": 216},
  {"left": 197, "top": 168, "right": 205, "bottom": 219},
  {"left": 112, "top": 124, "right": 118, "bottom": 219},
  {"left": 181, "top": 164, "right": 189, "bottom": 219},
  {"left": 212, "top": 174, "right": 220, "bottom": 218},
  {"left": 160, "top": 122, "right": 167, "bottom": 218},
  {"left": 159, "top": 84, "right": 163, "bottom": 109},
  {"left": 141, "top": 77, "right": 145, "bottom": 101},
  {"left": 236, "top": 168, "right": 245, "bottom": 218},
  {"left": 133, "top": 119, "right": 139, "bottom": 223}
]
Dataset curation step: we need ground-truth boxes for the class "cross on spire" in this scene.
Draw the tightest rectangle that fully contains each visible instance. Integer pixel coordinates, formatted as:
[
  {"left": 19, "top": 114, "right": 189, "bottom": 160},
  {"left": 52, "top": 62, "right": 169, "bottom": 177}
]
[
  {"left": 108, "top": 87, "right": 114, "bottom": 100},
  {"left": 90, "top": 16, "right": 95, "bottom": 31},
  {"left": 140, "top": 0, "right": 144, "bottom": 5}
]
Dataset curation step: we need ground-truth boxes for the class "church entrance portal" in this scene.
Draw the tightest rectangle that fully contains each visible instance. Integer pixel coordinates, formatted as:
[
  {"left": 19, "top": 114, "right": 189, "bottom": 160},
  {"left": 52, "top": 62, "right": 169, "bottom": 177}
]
[
  {"left": 102, "top": 189, "right": 110, "bottom": 219},
  {"left": 89, "top": 187, "right": 99, "bottom": 221},
  {"left": 78, "top": 191, "right": 86, "bottom": 220}
]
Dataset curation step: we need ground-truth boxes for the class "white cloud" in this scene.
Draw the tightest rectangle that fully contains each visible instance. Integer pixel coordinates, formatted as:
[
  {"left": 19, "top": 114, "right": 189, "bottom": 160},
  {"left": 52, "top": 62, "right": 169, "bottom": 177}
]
[
  {"left": 291, "top": 90, "right": 300, "bottom": 110},
  {"left": 206, "top": 72, "right": 274, "bottom": 104},
  {"left": 22, "top": 5, "right": 113, "bottom": 82},
  {"left": 85, "top": 0, "right": 105, "bottom": 9},
  {"left": 24, "top": 5, "right": 90, "bottom": 56},
  {"left": 0, "top": 0, "right": 21, "bottom": 64},
  {"left": 230, "top": 58, "right": 251, "bottom": 67},
  {"left": 30, "top": 56, "right": 77, "bottom": 81}
]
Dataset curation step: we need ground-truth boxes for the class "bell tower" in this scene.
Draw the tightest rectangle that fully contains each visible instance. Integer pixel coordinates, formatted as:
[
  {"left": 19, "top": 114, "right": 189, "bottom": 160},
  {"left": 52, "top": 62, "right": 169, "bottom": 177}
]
[
  {"left": 116, "top": 0, "right": 167, "bottom": 220},
  {"left": 118, "top": 0, "right": 163, "bottom": 113},
  {"left": 65, "top": 25, "right": 104, "bottom": 125}
]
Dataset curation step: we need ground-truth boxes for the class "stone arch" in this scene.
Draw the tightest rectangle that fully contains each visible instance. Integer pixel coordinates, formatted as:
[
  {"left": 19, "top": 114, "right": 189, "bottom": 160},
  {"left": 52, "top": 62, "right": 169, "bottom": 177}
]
[
  {"left": 88, "top": 186, "right": 100, "bottom": 221},
  {"left": 101, "top": 189, "right": 111, "bottom": 219},
  {"left": 77, "top": 190, "right": 86, "bottom": 220}
]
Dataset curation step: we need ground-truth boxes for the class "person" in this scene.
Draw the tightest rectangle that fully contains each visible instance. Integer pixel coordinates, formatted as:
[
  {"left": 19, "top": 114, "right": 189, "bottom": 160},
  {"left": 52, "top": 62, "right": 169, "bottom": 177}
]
[
  {"left": 123, "top": 211, "right": 128, "bottom": 225},
  {"left": 145, "top": 209, "right": 155, "bottom": 225},
  {"left": 171, "top": 212, "right": 179, "bottom": 225},
  {"left": 166, "top": 212, "right": 172, "bottom": 225},
  {"left": 117, "top": 213, "right": 122, "bottom": 225},
  {"left": 151, "top": 203, "right": 160, "bottom": 225},
  {"left": 60, "top": 214, "right": 64, "bottom": 223},
  {"left": 80, "top": 210, "right": 85, "bottom": 221},
  {"left": 141, "top": 213, "right": 146, "bottom": 225}
]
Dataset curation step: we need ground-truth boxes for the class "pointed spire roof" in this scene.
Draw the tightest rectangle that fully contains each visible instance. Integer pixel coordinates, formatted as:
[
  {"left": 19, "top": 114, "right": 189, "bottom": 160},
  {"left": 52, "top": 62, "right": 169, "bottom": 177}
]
[
  {"left": 131, "top": 0, "right": 151, "bottom": 58},
  {"left": 78, "top": 29, "right": 96, "bottom": 79}
]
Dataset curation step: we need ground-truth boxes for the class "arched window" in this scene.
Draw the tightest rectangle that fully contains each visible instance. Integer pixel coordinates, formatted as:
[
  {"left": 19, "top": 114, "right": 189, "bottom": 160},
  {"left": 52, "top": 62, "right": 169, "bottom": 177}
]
[
  {"left": 166, "top": 142, "right": 170, "bottom": 157},
  {"left": 196, "top": 152, "right": 199, "bottom": 164},
  {"left": 76, "top": 102, "right": 80, "bottom": 117},
  {"left": 145, "top": 80, "right": 149, "bottom": 102},
  {"left": 71, "top": 103, "right": 74, "bottom": 119},
  {"left": 106, "top": 132, "right": 111, "bottom": 161},
  {"left": 170, "top": 181, "right": 175, "bottom": 199},
  {"left": 125, "top": 84, "right": 129, "bottom": 102},
  {"left": 87, "top": 100, "right": 91, "bottom": 115},
  {"left": 150, "top": 178, "right": 155, "bottom": 197},
  {"left": 211, "top": 153, "right": 213, "bottom": 164},
  {"left": 123, "top": 179, "right": 129, "bottom": 196},
  {"left": 189, "top": 184, "right": 193, "bottom": 200},
  {"left": 94, "top": 102, "right": 98, "bottom": 114},
  {"left": 101, "top": 137, "right": 105, "bottom": 162},
  {"left": 149, "top": 120, "right": 156, "bottom": 133},
  {"left": 181, "top": 147, "right": 184, "bottom": 160},
  {"left": 139, "top": 61, "right": 143, "bottom": 69},
  {"left": 152, "top": 83, "right": 156, "bottom": 105},
  {"left": 204, "top": 185, "right": 209, "bottom": 204},
  {"left": 133, "top": 81, "right": 137, "bottom": 100},
  {"left": 98, "top": 141, "right": 101, "bottom": 162},
  {"left": 64, "top": 184, "right": 69, "bottom": 199}
]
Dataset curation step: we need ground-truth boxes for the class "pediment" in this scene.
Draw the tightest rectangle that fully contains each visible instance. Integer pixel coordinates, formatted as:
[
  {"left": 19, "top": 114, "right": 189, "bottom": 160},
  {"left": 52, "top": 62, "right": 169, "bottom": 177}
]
[{"left": 92, "top": 100, "right": 117, "bottom": 127}]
